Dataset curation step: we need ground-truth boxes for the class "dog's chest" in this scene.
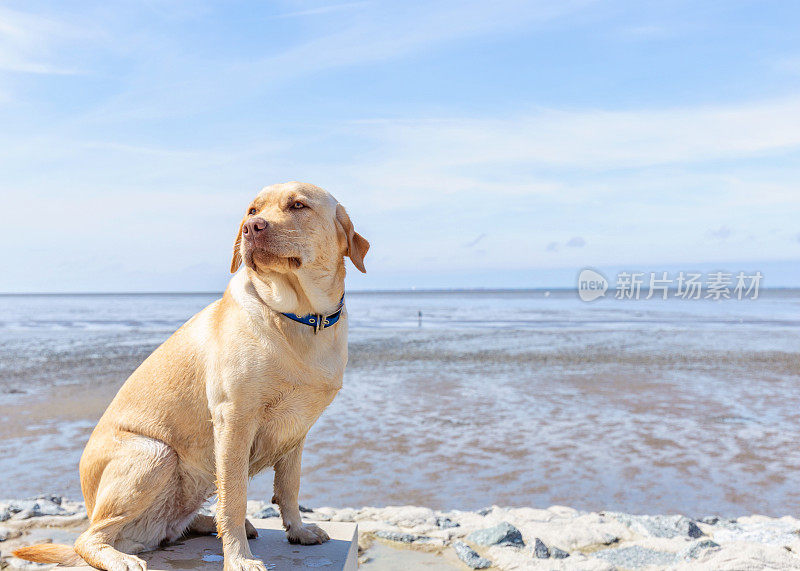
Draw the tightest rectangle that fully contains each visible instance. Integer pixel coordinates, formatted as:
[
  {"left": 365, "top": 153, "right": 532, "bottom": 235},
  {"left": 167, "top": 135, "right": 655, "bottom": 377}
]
[{"left": 247, "top": 384, "right": 337, "bottom": 474}]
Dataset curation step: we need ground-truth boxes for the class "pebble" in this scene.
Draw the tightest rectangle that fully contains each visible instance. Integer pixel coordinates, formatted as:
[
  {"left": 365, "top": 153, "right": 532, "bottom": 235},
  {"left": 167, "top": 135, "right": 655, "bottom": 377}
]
[
  {"left": 0, "top": 527, "right": 22, "bottom": 541},
  {"left": 5, "top": 558, "right": 54, "bottom": 570},
  {"left": 550, "top": 546, "right": 570, "bottom": 559},
  {"left": 681, "top": 539, "right": 721, "bottom": 560},
  {"left": 0, "top": 497, "right": 74, "bottom": 520},
  {"left": 533, "top": 537, "right": 549, "bottom": 558},
  {"left": 252, "top": 506, "right": 280, "bottom": 519},
  {"left": 467, "top": 522, "right": 525, "bottom": 547},
  {"left": 593, "top": 545, "right": 678, "bottom": 568},
  {"left": 435, "top": 516, "right": 459, "bottom": 529},
  {"left": 374, "top": 530, "right": 421, "bottom": 543},
  {"left": 452, "top": 541, "right": 492, "bottom": 569},
  {"left": 609, "top": 513, "right": 704, "bottom": 539}
]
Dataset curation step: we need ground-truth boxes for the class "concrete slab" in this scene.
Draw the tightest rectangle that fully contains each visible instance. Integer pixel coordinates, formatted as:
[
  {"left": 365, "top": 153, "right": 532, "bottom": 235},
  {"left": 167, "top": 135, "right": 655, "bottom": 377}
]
[{"left": 60, "top": 520, "right": 358, "bottom": 571}]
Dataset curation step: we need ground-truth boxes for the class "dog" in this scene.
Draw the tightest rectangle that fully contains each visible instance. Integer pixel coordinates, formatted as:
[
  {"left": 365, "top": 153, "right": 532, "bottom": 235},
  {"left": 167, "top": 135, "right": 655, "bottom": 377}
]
[{"left": 14, "top": 182, "right": 369, "bottom": 571}]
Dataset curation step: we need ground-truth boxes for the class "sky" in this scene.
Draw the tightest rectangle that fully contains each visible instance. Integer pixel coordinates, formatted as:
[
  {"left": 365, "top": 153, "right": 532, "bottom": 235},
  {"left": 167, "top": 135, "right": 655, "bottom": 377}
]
[{"left": 1, "top": 0, "right": 799, "bottom": 292}]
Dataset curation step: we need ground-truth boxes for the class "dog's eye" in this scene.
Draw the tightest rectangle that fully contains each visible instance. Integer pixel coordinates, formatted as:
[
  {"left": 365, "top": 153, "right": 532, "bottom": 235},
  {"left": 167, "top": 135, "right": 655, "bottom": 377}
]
[
  {"left": 291, "top": 201, "right": 305, "bottom": 210},
  {"left": 248, "top": 207, "right": 258, "bottom": 215}
]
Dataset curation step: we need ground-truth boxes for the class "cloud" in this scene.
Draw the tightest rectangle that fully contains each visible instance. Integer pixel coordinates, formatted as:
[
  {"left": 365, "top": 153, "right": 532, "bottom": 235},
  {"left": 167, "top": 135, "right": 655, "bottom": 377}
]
[
  {"left": 277, "top": 2, "right": 371, "bottom": 18},
  {"left": 707, "top": 226, "right": 733, "bottom": 240},
  {"left": 358, "top": 97, "right": 800, "bottom": 174},
  {"left": 261, "top": 0, "right": 590, "bottom": 74},
  {"left": 773, "top": 55, "right": 800, "bottom": 75},
  {"left": 2, "top": 2, "right": 800, "bottom": 290},
  {"left": 0, "top": 7, "right": 86, "bottom": 74},
  {"left": 67, "top": 0, "right": 594, "bottom": 121},
  {"left": 463, "top": 233, "right": 487, "bottom": 248}
]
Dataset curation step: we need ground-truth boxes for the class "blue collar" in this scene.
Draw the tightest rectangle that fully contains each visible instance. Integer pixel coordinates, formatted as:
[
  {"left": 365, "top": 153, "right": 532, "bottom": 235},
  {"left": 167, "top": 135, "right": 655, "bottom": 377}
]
[{"left": 280, "top": 295, "right": 345, "bottom": 334}]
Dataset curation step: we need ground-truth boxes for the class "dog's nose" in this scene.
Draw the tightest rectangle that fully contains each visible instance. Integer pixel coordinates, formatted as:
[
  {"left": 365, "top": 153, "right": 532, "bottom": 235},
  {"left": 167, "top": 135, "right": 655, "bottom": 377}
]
[{"left": 242, "top": 217, "right": 268, "bottom": 237}]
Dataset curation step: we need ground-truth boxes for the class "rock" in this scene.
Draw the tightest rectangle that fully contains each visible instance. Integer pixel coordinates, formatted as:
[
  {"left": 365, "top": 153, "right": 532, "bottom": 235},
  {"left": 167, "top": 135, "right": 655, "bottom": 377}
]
[
  {"left": 5, "top": 558, "right": 55, "bottom": 570},
  {"left": 1, "top": 498, "right": 70, "bottom": 519},
  {"left": 593, "top": 545, "right": 677, "bottom": 568},
  {"left": 712, "top": 514, "right": 800, "bottom": 546},
  {"left": 600, "top": 533, "right": 619, "bottom": 545},
  {"left": 550, "top": 546, "right": 570, "bottom": 559},
  {"left": 700, "top": 516, "right": 720, "bottom": 525},
  {"left": 298, "top": 505, "right": 313, "bottom": 513},
  {"left": 685, "top": 521, "right": 704, "bottom": 538},
  {"left": 364, "top": 506, "right": 436, "bottom": 528},
  {"left": 252, "top": 506, "right": 279, "bottom": 519},
  {"left": 468, "top": 521, "right": 525, "bottom": 547},
  {"left": 476, "top": 507, "right": 492, "bottom": 516},
  {"left": 609, "top": 513, "right": 704, "bottom": 539},
  {"left": 435, "top": 516, "right": 459, "bottom": 529},
  {"left": 331, "top": 508, "right": 358, "bottom": 522},
  {"left": 33, "top": 498, "right": 67, "bottom": 516},
  {"left": 197, "top": 505, "right": 215, "bottom": 516},
  {"left": 681, "top": 539, "right": 721, "bottom": 560},
  {"left": 374, "top": 530, "right": 421, "bottom": 543},
  {"left": 0, "top": 526, "right": 22, "bottom": 541},
  {"left": 452, "top": 541, "right": 492, "bottom": 569},
  {"left": 533, "top": 537, "right": 550, "bottom": 558},
  {"left": 309, "top": 507, "right": 334, "bottom": 521}
]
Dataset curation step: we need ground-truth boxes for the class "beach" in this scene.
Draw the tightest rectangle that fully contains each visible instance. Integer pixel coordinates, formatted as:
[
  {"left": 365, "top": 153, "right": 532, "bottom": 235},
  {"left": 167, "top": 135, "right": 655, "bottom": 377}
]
[
  {"left": 3, "top": 290, "right": 800, "bottom": 568},
  {"left": 2, "top": 290, "right": 800, "bottom": 517}
]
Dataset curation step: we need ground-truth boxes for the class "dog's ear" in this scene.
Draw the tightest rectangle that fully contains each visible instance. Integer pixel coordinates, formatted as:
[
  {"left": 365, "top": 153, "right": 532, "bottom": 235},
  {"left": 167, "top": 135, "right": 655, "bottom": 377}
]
[
  {"left": 335, "top": 204, "right": 369, "bottom": 273},
  {"left": 230, "top": 220, "right": 244, "bottom": 273}
]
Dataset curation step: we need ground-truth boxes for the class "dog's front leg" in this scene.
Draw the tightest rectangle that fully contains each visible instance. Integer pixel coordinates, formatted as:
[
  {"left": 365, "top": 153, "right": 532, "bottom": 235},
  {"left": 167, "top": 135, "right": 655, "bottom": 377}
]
[
  {"left": 213, "top": 402, "right": 265, "bottom": 571},
  {"left": 273, "top": 441, "right": 329, "bottom": 545}
]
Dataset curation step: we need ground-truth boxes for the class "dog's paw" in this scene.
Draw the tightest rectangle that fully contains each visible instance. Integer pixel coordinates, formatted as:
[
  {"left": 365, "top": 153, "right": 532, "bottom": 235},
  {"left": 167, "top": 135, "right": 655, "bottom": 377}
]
[
  {"left": 245, "top": 518, "right": 259, "bottom": 539},
  {"left": 223, "top": 557, "right": 269, "bottom": 571},
  {"left": 286, "top": 523, "right": 329, "bottom": 545},
  {"left": 107, "top": 553, "right": 147, "bottom": 571}
]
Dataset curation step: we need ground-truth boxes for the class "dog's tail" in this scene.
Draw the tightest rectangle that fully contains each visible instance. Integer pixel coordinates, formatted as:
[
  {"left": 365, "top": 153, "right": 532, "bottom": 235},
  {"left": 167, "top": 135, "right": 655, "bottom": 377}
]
[{"left": 12, "top": 544, "right": 85, "bottom": 566}]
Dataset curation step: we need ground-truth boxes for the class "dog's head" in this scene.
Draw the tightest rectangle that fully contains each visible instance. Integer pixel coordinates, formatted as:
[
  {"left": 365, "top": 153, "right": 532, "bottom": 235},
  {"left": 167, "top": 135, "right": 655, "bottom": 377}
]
[{"left": 230, "top": 182, "right": 369, "bottom": 280}]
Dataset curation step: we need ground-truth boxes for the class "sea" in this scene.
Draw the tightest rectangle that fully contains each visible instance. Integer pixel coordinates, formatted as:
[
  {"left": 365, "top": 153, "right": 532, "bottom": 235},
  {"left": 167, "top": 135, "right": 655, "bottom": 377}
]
[{"left": 1, "top": 289, "right": 799, "bottom": 518}]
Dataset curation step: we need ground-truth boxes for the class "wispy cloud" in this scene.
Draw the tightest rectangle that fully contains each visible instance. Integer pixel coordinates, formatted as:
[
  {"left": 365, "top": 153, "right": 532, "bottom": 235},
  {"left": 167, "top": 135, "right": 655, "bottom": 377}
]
[
  {"left": 1, "top": 0, "right": 799, "bottom": 290},
  {"left": 72, "top": 0, "right": 594, "bottom": 121},
  {"left": 0, "top": 7, "right": 85, "bottom": 74},
  {"left": 707, "top": 226, "right": 733, "bottom": 240},
  {"left": 277, "top": 2, "right": 371, "bottom": 18},
  {"left": 356, "top": 97, "right": 800, "bottom": 173},
  {"left": 264, "top": 0, "right": 590, "bottom": 72},
  {"left": 463, "top": 233, "right": 487, "bottom": 248}
]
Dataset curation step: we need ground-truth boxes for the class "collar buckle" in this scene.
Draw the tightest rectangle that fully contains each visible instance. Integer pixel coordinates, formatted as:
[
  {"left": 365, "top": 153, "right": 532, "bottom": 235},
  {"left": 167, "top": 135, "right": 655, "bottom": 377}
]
[{"left": 278, "top": 294, "right": 345, "bottom": 333}]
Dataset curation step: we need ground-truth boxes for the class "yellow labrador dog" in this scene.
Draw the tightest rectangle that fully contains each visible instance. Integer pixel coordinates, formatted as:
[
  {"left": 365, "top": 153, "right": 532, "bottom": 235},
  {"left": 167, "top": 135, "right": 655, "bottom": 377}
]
[{"left": 15, "top": 182, "right": 369, "bottom": 571}]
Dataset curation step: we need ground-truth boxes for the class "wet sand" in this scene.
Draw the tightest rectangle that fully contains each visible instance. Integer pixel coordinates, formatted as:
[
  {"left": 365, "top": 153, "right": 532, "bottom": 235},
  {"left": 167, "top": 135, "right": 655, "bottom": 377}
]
[{"left": 1, "top": 291, "right": 799, "bottom": 517}]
